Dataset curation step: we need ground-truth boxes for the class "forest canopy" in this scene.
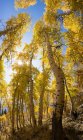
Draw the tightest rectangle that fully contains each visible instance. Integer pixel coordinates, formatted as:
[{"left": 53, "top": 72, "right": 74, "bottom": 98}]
[{"left": 0, "top": 0, "right": 83, "bottom": 140}]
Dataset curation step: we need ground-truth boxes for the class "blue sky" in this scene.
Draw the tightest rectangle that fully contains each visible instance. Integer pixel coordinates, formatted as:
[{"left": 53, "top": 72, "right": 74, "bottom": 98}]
[{"left": 0, "top": 0, "right": 45, "bottom": 83}]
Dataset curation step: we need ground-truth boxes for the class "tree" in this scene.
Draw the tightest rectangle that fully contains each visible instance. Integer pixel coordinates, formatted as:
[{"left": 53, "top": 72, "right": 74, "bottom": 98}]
[
  {"left": 34, "top": 20, "right": 65, "bottom": 140},
  {"left": 13, "top": 43, "right": 39, "bottom": 127},
  {"left": 0, "top": 0, "right": 82, "bottom": 139},
  {"left": 37, "top": 48, "right": 50, "bottom": 126},
  {"left": 10, "top": 62, "right": 38, "bottom": 132},
  {"left": 0, "top": 13, "right": 30, "bottom": 60}
]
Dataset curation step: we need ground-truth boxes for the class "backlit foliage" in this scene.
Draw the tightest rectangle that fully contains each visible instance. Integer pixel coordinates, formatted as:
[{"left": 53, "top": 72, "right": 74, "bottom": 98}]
[{"left": 0, "top": 13, "right": 30, "bottom": 59}]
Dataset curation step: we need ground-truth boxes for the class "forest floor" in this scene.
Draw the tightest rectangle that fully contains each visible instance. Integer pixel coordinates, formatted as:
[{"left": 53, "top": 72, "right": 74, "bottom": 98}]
[
  {"left": 63, "top": 104, "right": 83, "bottom": 140},
  {"left": 0, "top": 104, "right": 83, "bottom": 140}
]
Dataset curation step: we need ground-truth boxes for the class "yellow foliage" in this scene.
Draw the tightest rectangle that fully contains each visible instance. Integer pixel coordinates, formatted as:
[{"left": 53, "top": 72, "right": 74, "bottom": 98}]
[
  {"left": 15, "top": 0, "right": 36, "bottom": 8},
  {"left": 44, "top": 11, "right": 57, "bottom": 26},
  {"left": 45, "top": 0, "right": 61, "bottom": 12},
  {"left": 61, "top": 1, "right": 71, "bottom": 11},
  {"left": 0, "top": 115, "right": 7, "bottom": 122},
  {"left": 64, "top": 13, "right": 81, "bottom": 33}
]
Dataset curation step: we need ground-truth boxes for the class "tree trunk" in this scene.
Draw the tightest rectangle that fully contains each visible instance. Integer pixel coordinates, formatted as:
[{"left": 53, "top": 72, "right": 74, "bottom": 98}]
[
  {"left": 12, "top": 92, "right": 16, "bottom": 134},
  {"left": 38, "top": 47, "right": 45, "bottom": 126},
  {"left": 16, "top": 92, "right": 19, "bottom": 130},
  {"left": 12, "top": 86, "right": 18, "bottom": 134},
  {"left": 21, "top": 97, "right": 25, "bottom": 127},
  {"left": 65, "top": 78, "right": 76, "bottom": 116},
  {"left": 29, "top": 56, "right": 36, "bottom": 127},
  {"left": 46, "top": 40, "right": 65, "bottom": 140},
  {"left": 46, "top": 92, "right": 49, "bottom": 119},
  {"left": 52, "top": 111, "right": 64, "bottom": 140},
  {"left": 19, "top": 97, "right": 22, "bottom": 128},
  {"left": 38, "top": 87, "right": 44, "bottom": 126}
]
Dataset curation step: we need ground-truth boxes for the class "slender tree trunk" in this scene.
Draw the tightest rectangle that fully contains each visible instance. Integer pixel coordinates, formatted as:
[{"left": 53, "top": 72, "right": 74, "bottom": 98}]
[
  {"left": 38, "top": 47, "right": 45, "bottom": 126},
  {"left": 12, "top": 85, "right": 19, "bottom": 134},
  {"left": 38, "top": 87, "right": 44, "bottom": 126},
  {"left": 46, "top": 92, "right": 49, "bottom": 119},
  {"left": 65, "top": 78, "right": 75, "bottom": 114},
  {"left": 64, "top": 95, "right": 67, "bottom": 116},
  {"left": 21, "top": 97, "right": 25, "bottom": 127},
  {"left": 19, "top": 97, "right": 22, "bottom": 128},
  {"left": 46, "top": 39, "right": 65, "bottom": 140},
  {"left": 29, "top": 56, "right": 36, "bottom": 127},
  {"left": 12, "top": 92, "right": 16, "bottom": 134},
  {"left": 16, "top": 92, "right": 19, "bottom": 130}
]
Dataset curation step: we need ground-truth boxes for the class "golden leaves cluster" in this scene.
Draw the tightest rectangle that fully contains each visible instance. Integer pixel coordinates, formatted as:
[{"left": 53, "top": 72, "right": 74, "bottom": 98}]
[{"left": 15, "top": 0, "right": 36, "bottom": 8}]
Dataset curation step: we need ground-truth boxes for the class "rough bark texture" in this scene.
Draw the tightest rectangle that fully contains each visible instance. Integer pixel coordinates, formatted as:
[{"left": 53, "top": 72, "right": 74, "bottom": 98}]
[
  {"left": 46, "top": 39, "right": 65, "bottom": 140},
  {"left": 52, "top": 112, "right": 64, "bottom": 140}
]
